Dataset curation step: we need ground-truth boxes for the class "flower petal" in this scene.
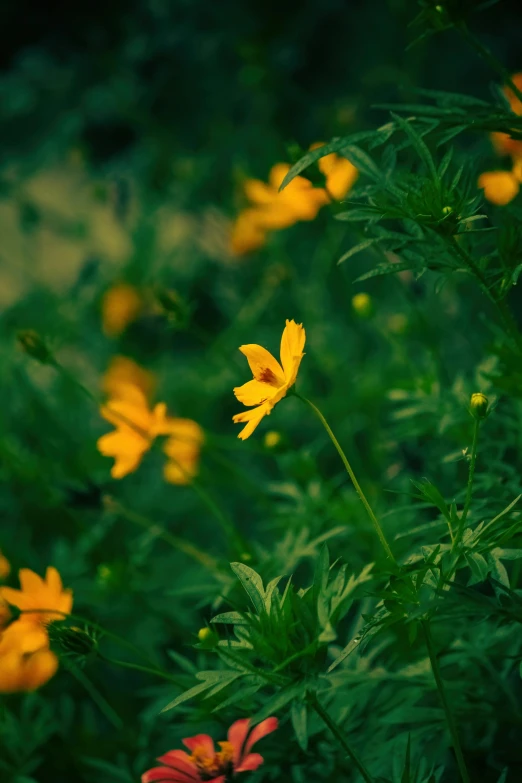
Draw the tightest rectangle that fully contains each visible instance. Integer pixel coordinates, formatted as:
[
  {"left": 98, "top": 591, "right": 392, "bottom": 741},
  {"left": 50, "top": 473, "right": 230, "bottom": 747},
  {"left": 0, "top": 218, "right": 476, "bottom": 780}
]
[
  {"left": 233, "top": 380, "right": 276, "bottom": 407},
  {"left": 227, "top": 718, "right": 251, "bottom": 766},
  {"left": 235, "top": 753, "right": 264, "bottom": 773},
  {"left": 141, "top": 766, "right": 195, "bottom": 783},
  {"left": 233, "top": 403, "right": 271, "bottom": 440},
  {"left": 157, "top": 750, "right": 200, "bottom": 780},
  {"left": 182, "top": 734, "right": 215, "bottom": 756},
  {"left": 279, "top": 320, "right": 306, "bottom": 385},
  {"left": 239, "top": 344, "right": 285, "bottom": 386},
  {"left": 243, "top": 716, "right": 279, "bottom": 756}
]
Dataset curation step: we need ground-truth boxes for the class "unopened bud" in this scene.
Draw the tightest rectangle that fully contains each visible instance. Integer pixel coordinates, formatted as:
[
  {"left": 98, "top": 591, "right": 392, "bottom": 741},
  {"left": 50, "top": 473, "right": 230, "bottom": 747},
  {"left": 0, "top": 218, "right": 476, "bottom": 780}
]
[
  {"left": 17, "top": 330, "right": 53, "bottom": 364},
  {"left": 198, "top": 627, "right": 213, "bottom": 642},
  {"left": 264, "top": 431, "right": 282, "bottom": 449},
  {"left": 352, "top": 292, "right": 374, "bottom": 319},
  {"left": 49, "top": 624, "right": 98, "bottom": 659},
  {"left": 470, "top": 392, "right": 489, "bottom": 420}
]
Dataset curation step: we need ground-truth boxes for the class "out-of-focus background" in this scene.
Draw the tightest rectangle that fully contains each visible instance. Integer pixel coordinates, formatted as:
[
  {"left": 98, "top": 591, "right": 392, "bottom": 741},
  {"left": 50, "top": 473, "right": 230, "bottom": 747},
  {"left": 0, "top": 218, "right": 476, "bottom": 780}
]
[{"left": 2, "top": 1, "right": 522, "bottom": 781}]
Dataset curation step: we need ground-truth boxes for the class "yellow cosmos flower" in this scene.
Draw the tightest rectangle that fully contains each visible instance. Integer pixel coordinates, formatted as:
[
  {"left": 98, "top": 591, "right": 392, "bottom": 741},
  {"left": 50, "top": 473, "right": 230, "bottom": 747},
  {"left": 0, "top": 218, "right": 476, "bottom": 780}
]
[
  {"left": 0, "top": 550, "right": 10, "bottom": 580},
  {"left": 0, "top": 621, "right": 58, "bottom": 693},
  {"left": 230, "top": 209, "right": 269, "bottom": 255},
  {"left": 311, "top": 142, "right": 359, "bottom": 200},
  {"left": 97, "top": 384, "right": 174, "bottom": 479},
  {"left": 102, "top": 356, "right": 156, "bottom": 401},
  {"left": 163, "top": 419, "right": 205, "bottom": 485},
  {"left": 102, "top": 283, "right": 143, "bottom": 337},
  {"left": 478, "top": 169, "right": 520, "bottom": 206},
  {"left": 233, "top": 319, "right": 305, "bottom": 439},
  {"left": 1, "top": 566, "right": 73, "bottom": 625}
]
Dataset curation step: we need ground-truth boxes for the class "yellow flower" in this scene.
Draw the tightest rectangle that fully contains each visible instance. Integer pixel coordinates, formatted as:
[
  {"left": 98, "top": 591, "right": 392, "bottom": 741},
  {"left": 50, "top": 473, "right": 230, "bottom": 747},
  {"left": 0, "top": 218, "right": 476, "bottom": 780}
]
[
  {"left": 230, "top": 209, "right": 268, "bottom": 255},
  {"left": 163, "top": 418, "right": 205, "bottom": 485},
  {"left": 351, "top": 292, "right": 374, "bottom": 319},
  {"left": 0, "top": 621, "right": 58, "bottom": 693},
  {"left": 311, "top": 142, "right": 359, "bottom": 200},
  {"left": 230, "top": 164, "right": 328, "bottom": 256},
  {"left": 478, "top": 169, "right": 520, "bottom": 206},
  {"left": 102, "top": 356, "right": 156, "bottom": 401},
  {"left": 0, "top": 551, "right": 10, "bottom": 580},
  {"left": 97, "top": 384, "right": 174, "bottom": 479},
  {"left": 102, "top": 283, "right": 143, "bottom": 337},
  {"left": 1, "top": 566, "right": 73, "bottom": 625},
  {"left": 233, "top": 319, "right": 305, "bottom": 439}
]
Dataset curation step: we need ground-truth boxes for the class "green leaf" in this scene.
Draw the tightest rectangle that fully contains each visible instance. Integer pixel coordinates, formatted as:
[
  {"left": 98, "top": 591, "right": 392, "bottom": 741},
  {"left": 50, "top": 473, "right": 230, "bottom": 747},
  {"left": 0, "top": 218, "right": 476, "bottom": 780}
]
[
  {"left": 230, "top": 562, "right": 265, "bottom": 614},
  {"left": 211, "top": 611, "right": 250, "bottom": 625},
  {"left": 391, "top": 113, "right": 438, "bottom": 182},
  {"left": 353, "top": 261, "right": 422, "bottom": 282},
  {"left": 253, "top": 683, "right": 304, "bottom": 722},
  {"left": 265, "top": 576, "right": 284, "bottom": 614},
  {"left": 465, "top": 552, "right": 490, "bottom": 586},
  {"left": 487, "top": 552, "right": 510, "bottom": 590},
  {"left": 291, "top": 700, "right": 308, "bottom": 751},
  {"left": 161, "top": 680, "right": 219, "bottom": 713}
]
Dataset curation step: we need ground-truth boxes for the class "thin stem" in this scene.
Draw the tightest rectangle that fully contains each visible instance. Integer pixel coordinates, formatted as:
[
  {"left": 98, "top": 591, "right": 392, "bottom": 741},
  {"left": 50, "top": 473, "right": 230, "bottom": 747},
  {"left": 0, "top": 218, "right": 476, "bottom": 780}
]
[
  {"left": 457, "top": 22, "right": 522, "bottom": 105},
  {"left": 97, "top": 652, "right": 185, "bottom": 688},
  {"left": 310, "top": 694, "right": 374, "bottom": 783},
  {"left": 296, "top": 393, "right": 397, "bottom": 564},
  {"left": 448, "top": 237, "right": 522, "bottom": 356},
  {"left": 105, "top": 496, "right": 223, "bottom": 575},
  {"left": 66, "top": 662, "right": 123, "bottom": 729},
  {"left": 421, "top": 620, "right": 470, "bottom": 783},
  {"left": 455, "top": 418, "right": 481, "bottom": 548}
]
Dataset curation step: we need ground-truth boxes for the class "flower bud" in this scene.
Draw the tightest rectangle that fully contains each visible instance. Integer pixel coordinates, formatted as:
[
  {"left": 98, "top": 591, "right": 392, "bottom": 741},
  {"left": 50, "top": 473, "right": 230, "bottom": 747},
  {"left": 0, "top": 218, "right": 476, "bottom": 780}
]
[
  {"left": 198, "top": 627, "right": 213, "bottom": 642},
  {"left": 264, "top": 431, "right": 282, "bottom": 449},
  {"left": 352, "top": 292, "right": 374, "bottom": 319},
  {"left": 470, "top": 392, "right": 489, "bottom": 420},
  {"left": 17, "top": 330, "right": 54, "bottom": 364},
  {"left": 197, "top": 627, "right": 218, "bottom": 648},
  {"left": 48, "top": 624, "right": 98, "bottom": 661}
]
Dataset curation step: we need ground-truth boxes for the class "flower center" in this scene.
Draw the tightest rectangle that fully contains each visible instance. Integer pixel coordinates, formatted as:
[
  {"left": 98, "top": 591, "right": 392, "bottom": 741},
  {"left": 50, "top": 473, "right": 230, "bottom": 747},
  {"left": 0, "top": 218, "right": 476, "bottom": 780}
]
[
  {"left": 258, "top": 367, "right": 279, "bottom": 386},
  {"left": 190, "top": 741, "right": 234, "bottom": 780}
]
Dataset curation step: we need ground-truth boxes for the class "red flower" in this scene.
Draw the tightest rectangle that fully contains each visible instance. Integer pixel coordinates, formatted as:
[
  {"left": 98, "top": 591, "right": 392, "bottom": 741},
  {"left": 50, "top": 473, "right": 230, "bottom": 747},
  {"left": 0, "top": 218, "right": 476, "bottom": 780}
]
[{"left": 142, "top": 717, "right": 278, "bottom": 783}]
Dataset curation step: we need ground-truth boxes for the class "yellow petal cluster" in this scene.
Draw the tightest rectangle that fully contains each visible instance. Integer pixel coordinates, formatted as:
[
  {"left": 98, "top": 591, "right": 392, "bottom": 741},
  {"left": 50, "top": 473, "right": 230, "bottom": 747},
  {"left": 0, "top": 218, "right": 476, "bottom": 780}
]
[
  {"left": 231, "top": 145, "right": 358, "bottom": 255},
  {"left": 0, "top": 567, "right": 72, "bottom": 693},
  {"left": 102, "top": 283, "right": 143, "bottom": 337},
  {"left": 233, "top": 319, "right": 305, "bottom": 439},
  {"left": 98, "top": 361, "right": 203, "bottom": 483},
  {"left": 479, "top": 73, "right": 522, "bottom": 206}
]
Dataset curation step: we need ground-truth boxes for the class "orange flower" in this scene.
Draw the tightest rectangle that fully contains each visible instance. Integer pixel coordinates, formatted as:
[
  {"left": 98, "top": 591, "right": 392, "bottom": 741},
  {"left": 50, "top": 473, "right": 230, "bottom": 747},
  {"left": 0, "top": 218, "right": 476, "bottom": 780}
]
[
  {"left": 102, "top": 356, "right": 156, "bottom": 400},
  {"left": 1, "top": 566, "right": 73, "bottom": 625},
  {"left": 233, "top": 319, "right": 305, "bottom": 439},
  {"left": 482, "top": 74, "right": 522, "bottom": 192},
  {"left": 230, "top": 209, "right": 268, "bottom": 255},
  {"left": 163, "top": 419, "right": 204, "bottom": 485},
  {"left": 97, "top": 384, "right": 175, "bottom": 479},
  {"left": 0, "top": 550, "right": 10, "bottom": 580},
  {"left": 102, "top": 283, "right": 143, "bottom": 337},
  {"left": 0, "top": 621, "right": 58, "bottom": 693},
  {"left": 142, "top": 717, "right": 278, "bottom": 783}
]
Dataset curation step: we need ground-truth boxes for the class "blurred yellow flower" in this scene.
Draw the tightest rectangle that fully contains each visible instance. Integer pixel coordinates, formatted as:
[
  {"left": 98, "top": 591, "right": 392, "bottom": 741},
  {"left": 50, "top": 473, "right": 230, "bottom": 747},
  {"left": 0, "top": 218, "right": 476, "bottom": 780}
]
[
  {"left": 102, "top": 356, "right": 156, "bottom": 401},
  {"left": 0, "top": 566, "right": 72, "bottom": 693},
  {"left": 311, "top": 143, "right": 359, "bottom": 200},
  {"left": 478, "top": 169, "right": 520, "bottom": 206},
  {"left": 352, "top": 292, "right": 374, "bottom": 319},
  {"left": 490, "top": 73, "right": 522, "bottom": 159},
  {"left": 97, "top": 384, "right": 174, "bottom": 479},
  {"left": 0, "top": 551, "right": 10, "bottom": 580},
  {"left": 233, "top": 319, "right": 305, "bottom": 439},
  {"left": 163, "top": 418, "right": 205, "bottom": 485},
  {"left": 0, "top": 621, "right": 58, "bottom": 693},
  {"left": 230, "top": 209, "right": 269, "bottom": 255},
  {"left": 102, "top": 283, "right": 143, "bottom": 337},
  {"left": 264, "top": 430, "right": 282, "bottom": 448},
  {"left": 1, "top": 566, "right": 73, "bottom": 625}
]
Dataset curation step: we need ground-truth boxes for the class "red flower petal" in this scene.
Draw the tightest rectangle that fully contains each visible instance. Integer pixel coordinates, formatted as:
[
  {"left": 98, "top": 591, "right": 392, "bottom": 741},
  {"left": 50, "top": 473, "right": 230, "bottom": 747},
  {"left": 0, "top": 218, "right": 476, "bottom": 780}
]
[
  {"left": 142, "top": 765, "right": 198, "bottom": 783},
  {"left": 243, "top": 717, "right": 278, "bottom": 757},
  {"left": 182, "top": 734, "right": 215, "bottom": 756},
  {"left": 227, "top": 718, "right": 251, "bottom": 766},
  {"left": 235, "top": 753, "right": 264, "bottom": 773},
  {"left": 157, "top": 750, "right": 200, "bottom": 780}
]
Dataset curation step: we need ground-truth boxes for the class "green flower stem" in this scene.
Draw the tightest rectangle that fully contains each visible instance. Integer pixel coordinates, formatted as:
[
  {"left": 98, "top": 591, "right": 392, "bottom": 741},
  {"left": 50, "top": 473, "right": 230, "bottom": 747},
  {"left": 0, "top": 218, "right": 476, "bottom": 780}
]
[
  {"left": 105, "top": 497, "right": 223, "bottom": 576},
  {"left": 454, "top": 418, "right": 481, "bottom": 549},
  {"left": 448, "top": 237, "right": 522, "bottom": 356},
  {"left": 296, "top": 393, "right": 397, "bottom": 564},
  {"left": 457, "top": 22, "right": 522, "bottom": 105},
  {"left": 421, "top": 620, "right": 471, "bottom": 783},
  {"left": 97, "top": 652, "right": 185, "bottom": 688},
  {"left": 66, "top": 661, "right": 124, "bottom": 729},
  {"left": 310, "top": 694, "right": 374, "bottom": 783}
]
